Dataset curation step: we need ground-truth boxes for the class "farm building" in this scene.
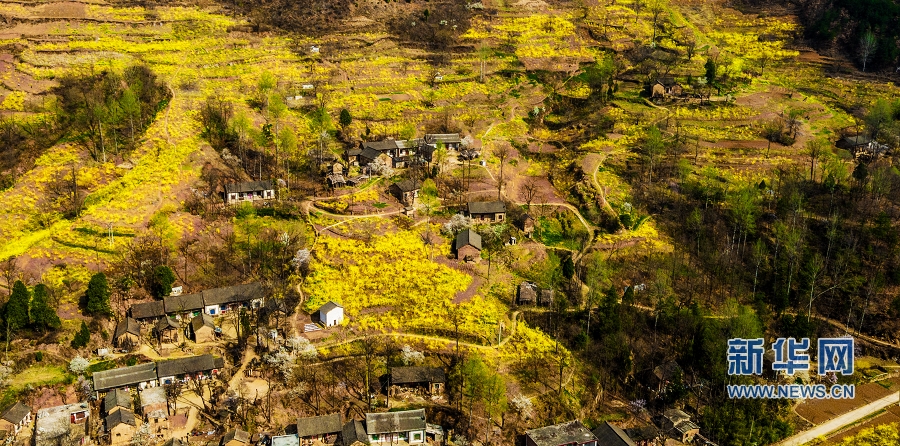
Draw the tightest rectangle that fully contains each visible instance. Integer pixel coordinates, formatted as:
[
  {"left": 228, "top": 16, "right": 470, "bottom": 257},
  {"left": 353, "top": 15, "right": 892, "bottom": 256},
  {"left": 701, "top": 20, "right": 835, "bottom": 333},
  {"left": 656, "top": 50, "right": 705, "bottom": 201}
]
[
  {"left": 105, "top": 408, "right": 136, "bottom": 446},
  {"left": 455, "top": 229, "right": 482, "bottom": 262},
  {"left": 651, "top": 77, "right": 683, "bottom": 99},
  {"left": 157, "top": 354, "right": 223, "bottom": 385},
  {"left": 129, "top": 301, "right": 165, "bottom": 322},
  {"left": 0, "top": 402, "right": 31, "bottom": 437},
  {"left": 318, "top": 301, "right": 344, "bottom": 327},
  {"left": 141, "top": 387, "right": 169, "bottom": 438},
  {"left": 296, "top": 413, "right": 342, "bottom": 444},
  {"left": 224, "top": 180, "right": 275, "bottom": 205},
  {"left": 154, "top": 317, "right": 181, "bottom": 344},
  {"left": 34, "top": 402, "right": 90, "bottom": 446},
  {"left": 365, "top": 409, "right": 427, "bottom": 444},
  {"left": 592, "top": 422, "right": 636, "bottom": 446},
  {"left": 221, "top": 429, "right": 251, "bottom": 446},
  {"left": 202, "top": 282, "right": 265, "bottom": 315},
  {"left": 659, "top": 409, "right": 699, "bottom": 444},
  {"left": 525, "top": 420, "right": 597, "bottom": 446},
  {"left": 467, "top": 201, "right": 506, "bottom": 223},
  {"left": 164, "top": 293, "right": 204, "bottom": 319},
  {"left": 424, "top": 133, "right": 462, "bottom": 150},
  {"left": 103, "top": 389, "right": 132, "bottom": 415},
  {"left": 342, "top": 420, "right": 368, "bottom": 446},
  {"left": 390, "top": 179, "right": 422, "bottom": 206},
  {"left": 388, "top": 366, "right": 446, "bottom": 395},
  {"left": 517, "top": 282, "right": 539, "bottom": 305},
  {"left": 189, "top": 314, "right": 217, "bottom": 343},
  {"left": 92, "top": 362, "right": 159, "bottom": 393},
  {"left": 113, "top": 317, "right": 141, "bottom": 349}
]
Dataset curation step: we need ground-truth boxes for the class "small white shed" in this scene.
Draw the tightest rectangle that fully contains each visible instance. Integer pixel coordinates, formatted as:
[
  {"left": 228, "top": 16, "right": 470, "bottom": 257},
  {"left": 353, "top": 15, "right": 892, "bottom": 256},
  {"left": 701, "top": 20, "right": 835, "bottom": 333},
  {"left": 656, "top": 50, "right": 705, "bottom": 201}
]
[{"left": 318, "top": 301, "right": 344, "bottom": 327}]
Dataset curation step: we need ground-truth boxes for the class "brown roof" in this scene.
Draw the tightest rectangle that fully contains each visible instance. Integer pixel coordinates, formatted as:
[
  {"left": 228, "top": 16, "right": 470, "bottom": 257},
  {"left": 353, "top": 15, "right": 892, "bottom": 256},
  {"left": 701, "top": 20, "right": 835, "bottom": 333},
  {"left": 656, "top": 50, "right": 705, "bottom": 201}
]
[
  {"left": 391, "top": 367, "right": 446, "bottom": 385},
  {"left": 130, "top": 301, "right": 165, "bottom": 319}
]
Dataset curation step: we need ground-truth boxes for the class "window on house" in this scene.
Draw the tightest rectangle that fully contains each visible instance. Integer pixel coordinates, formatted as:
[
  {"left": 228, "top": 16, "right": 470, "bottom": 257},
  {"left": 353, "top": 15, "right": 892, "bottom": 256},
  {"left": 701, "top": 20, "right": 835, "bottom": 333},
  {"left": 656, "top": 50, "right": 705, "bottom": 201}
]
[{"left": 413, "top": 433, "right": 422, "bottom": 441}]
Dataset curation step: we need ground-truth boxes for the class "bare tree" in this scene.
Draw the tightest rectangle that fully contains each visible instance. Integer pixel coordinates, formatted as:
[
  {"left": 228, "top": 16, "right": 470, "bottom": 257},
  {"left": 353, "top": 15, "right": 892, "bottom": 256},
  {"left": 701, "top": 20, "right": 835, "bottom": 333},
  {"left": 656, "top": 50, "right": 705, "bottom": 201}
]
[
  {"left": 520, "top": 178, "right": 540, "bottom": 210},
  {"left": 805, "top": 138, "right": 826, "bottom": 182},
  {"left": 860, "top": 30, "right": 877, "bottom": 72},
  {"left": 492, "top": 142, "right": 513, "bottom": 200}
]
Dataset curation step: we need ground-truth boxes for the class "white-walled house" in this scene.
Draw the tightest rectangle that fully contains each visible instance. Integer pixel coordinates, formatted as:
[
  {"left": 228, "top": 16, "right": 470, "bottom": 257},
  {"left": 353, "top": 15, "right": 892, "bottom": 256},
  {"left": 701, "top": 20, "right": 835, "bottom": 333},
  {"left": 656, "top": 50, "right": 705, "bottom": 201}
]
[
  {"left": 318, "top": 302, "right": 344, "bottom": 327},
  {"left": 365, "top": 409, "right": 426, "bottom": 444}
]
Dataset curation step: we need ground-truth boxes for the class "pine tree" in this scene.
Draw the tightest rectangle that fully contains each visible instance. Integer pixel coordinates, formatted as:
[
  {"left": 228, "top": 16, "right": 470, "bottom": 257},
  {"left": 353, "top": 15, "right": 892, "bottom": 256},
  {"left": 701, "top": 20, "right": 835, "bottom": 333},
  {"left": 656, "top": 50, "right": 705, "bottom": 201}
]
[
  {"left": 150, "top": 265, "right": 175, "bottom": 299},
  {"left": 4, "top": 280, "right": 30, "bottom": 330},
  {"left": 70, "top": 321, "right": 90, "bottom": 349},
  {"left": 31, "top": 284, "right": 60, "bottom": 331},
  {"left": 85, "top": 273, "right": 112, "bottom": 316}
]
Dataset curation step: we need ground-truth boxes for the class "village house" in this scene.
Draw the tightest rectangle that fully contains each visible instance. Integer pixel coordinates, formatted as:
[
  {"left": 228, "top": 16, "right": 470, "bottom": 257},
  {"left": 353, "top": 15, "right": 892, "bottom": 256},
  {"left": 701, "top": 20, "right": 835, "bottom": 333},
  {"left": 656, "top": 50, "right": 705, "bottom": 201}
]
[
  {"left": 113, "top": 317, "right": 141, "bottom": 350},
  {"left": 140, "top": 387, "right": 169, "bottom": 439},
  {"left": 361, "top": 140, "right": 414, "bottom": 169},
  {"left": 296, "top": 413, "right": 342, "bottom": 445},
  {"left": 424, "top": 133, "right": 462, "bottom": 150},
  {"left": 326, "top": 173, "right": 346, "bottom": 189},
  {"left": 92, "top": 362, "right": 159, "bottom": 394},
  {"left": 105, "top": 409, "right": 136, "bottom": 446},
  {"left": 357, "top": 147, "right": 381, "bottom": 167},
  {"left": 659, "top": 409, "right": 700, "bottom": 444},
  {"left": 202, "top": 282, "right": 265, "bottom": 315},
  {"left": 164, "top": 293, "right": 205, "bottom": 320},
  {"left": 34, "top": 402, "right": 90, "bottom": 446},
  {"left": 521, "top": 214, "right": 536, "bottom": 236},
  {"left": 345, "top": 148, "right": 362, "bottom": 166},
  {"left": 103, "top": 389, "right": 132, "bottom": 415},
  {"left": 129, "top": 300, "right": 165, "bottom": 323},
  {"left": 592, "top": 422, "right": 636, "bottom": 446},
  {"left": 318, "top": 301, "right": 344, "bottom": 327},
  {"left": 157, "top": 354, "right": 223, "bottom": 385},
  {"left": 223, "top": 180, "right": 275, "bottom": 205},
  {"left": 624, "top": 426, "right": 661, "bottom": 446},
  {"left": 525, "top": 421, "right": 598, "bottom": 446},
  {"left": 365, "top": 409, "right": 427, "bottom": 444},
  {"left": 389, "top": 179, "right": 421, "bottom": 206},
  {"left": 467, "top": 201, "right": 506, "bottom": 223},
  {"left": 189, "top": 313, "right": 217, "bottom": 343},
  {"left": 0, "top": 402, "right": 31, "bottom": 438},
  {"left": 342, "top": 420, "right": 368, "bottom": 446},
  {"left": 651, "top": 77, "right": 683, "bottom": 99},
  {"left": 388, "top": 366, "right": 446, "bottom": 396},
  {"left": 517, "top": 282, "right": 538, "bottom": 305},
  {"left": 455, "top": 229, "right": 482, "bottom": 262},
  {"left": 221, "top": 429, "right": 251, "bottom": 446},
  {"left": 154, "top": 317, "right": 181, "bottom": 344}
]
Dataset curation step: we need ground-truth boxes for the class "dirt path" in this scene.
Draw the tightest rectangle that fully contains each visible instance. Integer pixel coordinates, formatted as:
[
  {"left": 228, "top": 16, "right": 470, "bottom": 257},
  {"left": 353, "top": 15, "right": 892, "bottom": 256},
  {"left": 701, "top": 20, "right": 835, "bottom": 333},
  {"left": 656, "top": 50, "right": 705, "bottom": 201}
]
[{"left": 777, "top": 392, "right": 900, "bottom": 446}]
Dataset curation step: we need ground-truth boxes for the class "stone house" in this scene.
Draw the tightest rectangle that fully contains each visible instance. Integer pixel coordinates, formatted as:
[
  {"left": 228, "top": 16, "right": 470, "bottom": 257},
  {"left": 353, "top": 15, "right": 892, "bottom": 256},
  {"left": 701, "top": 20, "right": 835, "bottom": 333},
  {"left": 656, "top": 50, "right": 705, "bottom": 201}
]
[
  {"left": 0, "top": 402, "right": 31, "bottom": 437},
  {"left": 297, "top": 413, "right": 342, "bottom": 445},
  {"left": 189, "top": 314, "right": 217, "bottom": 343},
  {"left": 113, "top": 317, "right": 141, "bottom": 350},
  {"left": 389, "top": 179, "right": 421, "bottom": 206},
  {"left": 525, "top": 421, "right": 597, "bottom": 446},
  {"left": 364, "top": 409, "right": 426, "bottom": 444},
  {"left": 105, "top": 409, "right": 136, "bottom": 446},
  {"left": 388, "top": 367, "right": 446, "bottom": 396}
]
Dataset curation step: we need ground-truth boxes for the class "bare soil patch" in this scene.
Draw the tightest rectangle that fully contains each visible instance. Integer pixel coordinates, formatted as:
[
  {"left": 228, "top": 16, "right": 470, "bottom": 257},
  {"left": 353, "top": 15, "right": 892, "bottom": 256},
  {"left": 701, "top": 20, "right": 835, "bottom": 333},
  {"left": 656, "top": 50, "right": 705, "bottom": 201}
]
[
  {"left": 795, "top": 378, "right": 900, "bottom": 424},
  {"left": 823, "top": 404, "right": 900, "bottom": 444}
]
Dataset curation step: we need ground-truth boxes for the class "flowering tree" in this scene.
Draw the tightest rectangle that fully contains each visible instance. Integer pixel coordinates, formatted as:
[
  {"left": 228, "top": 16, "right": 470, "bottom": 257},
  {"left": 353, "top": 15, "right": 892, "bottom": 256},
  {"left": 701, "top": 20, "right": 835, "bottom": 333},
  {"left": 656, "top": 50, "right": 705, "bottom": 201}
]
[
  {"left": 442, "top": 213, "right": 473, "bottom": 235},
  {"left": 399, "top": 345, "right": 424, "bottom": 365},
  {"left": 69, "top": 356, "right": 90, "bottom": 375}
]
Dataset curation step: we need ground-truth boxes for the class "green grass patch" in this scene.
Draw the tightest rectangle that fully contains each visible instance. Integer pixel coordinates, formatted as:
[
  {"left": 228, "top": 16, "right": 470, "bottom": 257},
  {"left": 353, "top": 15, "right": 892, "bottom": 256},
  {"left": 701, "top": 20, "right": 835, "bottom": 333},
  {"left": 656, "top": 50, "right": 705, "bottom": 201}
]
[
  {"left": 373, "top": 202, "right": 387, "bottom": 209},
  {"left": 86, "top": 360, "right": 116, "bottom": 375},
  {"left": 8, "top": 365, "right": 72, "bottom": 393}
]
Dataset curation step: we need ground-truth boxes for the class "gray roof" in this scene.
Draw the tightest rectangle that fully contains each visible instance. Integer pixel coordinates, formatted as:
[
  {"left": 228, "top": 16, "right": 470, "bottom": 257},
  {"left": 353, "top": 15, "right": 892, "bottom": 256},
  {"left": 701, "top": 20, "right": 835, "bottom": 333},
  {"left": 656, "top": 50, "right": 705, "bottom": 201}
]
[
  {"left": 224, "top": 181, "right": 274, "bottom": 194},
  {"left": 342, "top": 420, "right": 367, "bottom": 445},
  {"left": 425, "top": 133, "right": 461, "bottom": 144},
  {"left": 162, "top": 438, "right": 187, "bottom": 446},
  {"left": 202, "top": 282, "right": 264, "bottom": 306},
  {"left": 157, "top": 354, "right": 219, "bottom": 377},
  {"left": 392, "top": 179, "right": 421, "bottom": 193},
  {"left": 467, "top": 201, "right": 506, "bottom": 215},
  {"left": 130, "top": 301, "right": 165, "bottom": 319},
  {"left": 222, "top": 429, "right": 250, "bottom": 445},
  {"left": 346, "top": 148, "right": 362, "bottom": 156},
  {"left": 104, "top": 408, "right": 136, "bottom": 430},
  {"left": 0, "top": 402, "right": 30, "bottom": 424},
  {"left": 455, "top": 229, "right": 482, "bottom": 251},
  {"left": 593, "top": 422, "right": 636, "bottom": 446},
  {"left": 318, "top": 301, "right": 343, "bottom": 314},
  {"left": 140, "top": 387, "right": 167, "bottom": 409},
  {"left": 93, "top": 363, "right": 158, "bottom": 391},
  {"left": 296, "top": 413, "right": 342, "bottom": 437},
  {"left": 674, "top": 420, "right": 700, "bottom": 435},
  {"left": 391, "top": 367, "right": 446, "bottom": 385},
  {"left": 155, "top": 317, "right": 181, "bottom": 332},
  {"left": 103, "top": 389, "right": 132, "bottom": 413},
  {"left": 190, "top": 314, "right": 215, "bottom": 333},
  {"left": 113, "top": 318, "right": 141, "bottom": 339},
  {"left": 365, "top": 409, "right": 426, "bottom": 434},
  {"left": 364, "top": 140, "right": 399, "bottom": 152},
  {"left": 526, "top": 421, "right": 597, "bottom": 446},
  {"left": 359, "top": 147, "right": 381, "bottom": 161},
  {"left": 839, "top": 135, "right": 872, "bottom": 147},
  {"left": 518, "top": 282, "right": 538, "bottom": 303},
  {"left": 663, "top": 409, "right": 691, "bottom": 425},
  {"left": 165, "top": 293, "right": 204, "bottom": 313}
]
